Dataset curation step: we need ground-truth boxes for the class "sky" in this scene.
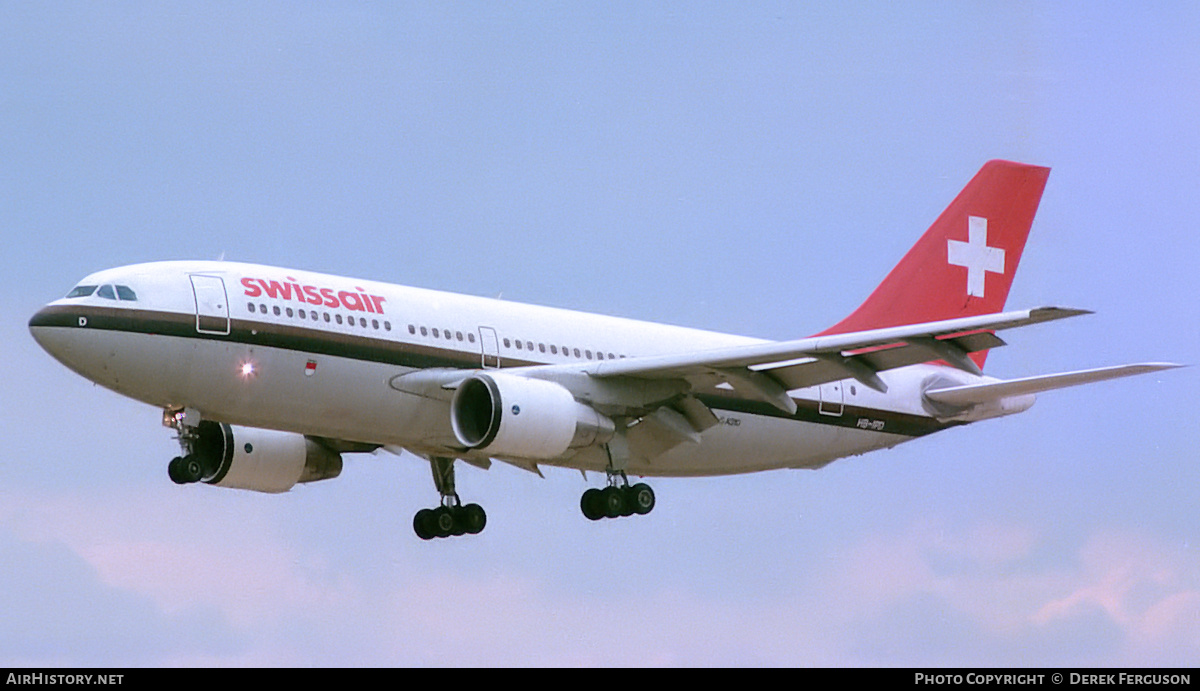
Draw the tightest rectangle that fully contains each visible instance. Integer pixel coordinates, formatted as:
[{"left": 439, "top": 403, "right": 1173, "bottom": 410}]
[{"left": 2, "top": 2, "right": 1198, "bottom": 667}]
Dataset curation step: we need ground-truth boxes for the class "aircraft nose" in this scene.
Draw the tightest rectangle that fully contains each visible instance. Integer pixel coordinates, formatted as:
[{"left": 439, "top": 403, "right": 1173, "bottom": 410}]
[{"left": 29, "top": 304, "right": 79, "bottom": 361}]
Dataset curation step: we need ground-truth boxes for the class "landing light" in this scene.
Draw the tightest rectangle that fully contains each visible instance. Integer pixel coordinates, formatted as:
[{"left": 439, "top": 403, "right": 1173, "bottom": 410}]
[{"left": 240, "top": 362, "right": 255, "bottom": 377}]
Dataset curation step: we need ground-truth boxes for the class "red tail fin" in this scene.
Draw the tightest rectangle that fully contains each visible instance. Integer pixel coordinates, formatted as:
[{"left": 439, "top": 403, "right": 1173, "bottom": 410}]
[{"left": 816, "top": 160, "right": 1050, "bottom": 368}]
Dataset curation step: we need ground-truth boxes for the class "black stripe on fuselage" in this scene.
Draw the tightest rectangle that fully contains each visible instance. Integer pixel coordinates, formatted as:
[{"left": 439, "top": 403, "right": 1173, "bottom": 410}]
[
  {"left": 31, "top": 304, "right": 957, "bottom": 438},
  {"left": 695, "top": 393, "right": 956, "bottom": 437}
]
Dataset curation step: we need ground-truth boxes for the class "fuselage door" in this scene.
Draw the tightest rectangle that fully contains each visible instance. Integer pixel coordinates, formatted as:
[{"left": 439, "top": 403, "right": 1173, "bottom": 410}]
[
  {"left": 190, "top": 275, "right": 230, "bottom": 335},
  {"left": 478, "top": 326, "right": 500, "bottom": 369},
  {"left": 819, "top": 380, "right": 844, "bottom": 416}
]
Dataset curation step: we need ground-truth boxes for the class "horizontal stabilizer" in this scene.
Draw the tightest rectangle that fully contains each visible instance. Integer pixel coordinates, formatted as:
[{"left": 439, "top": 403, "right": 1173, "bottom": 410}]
[{"left": 924, "top": 363, "right": 1183, "bottom": 407}]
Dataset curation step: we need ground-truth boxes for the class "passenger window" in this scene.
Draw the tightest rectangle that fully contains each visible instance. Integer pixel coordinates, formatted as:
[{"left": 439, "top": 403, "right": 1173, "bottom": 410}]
[
  {"left": 409, "top": 325, "right": 416, "bottom": 334},
  {"left": 467, "top": 333, "right": 475, "bottom": 343},
  {"left": 97, "top": 285, "right": 117, "bottom": 300},
  {"left": 336, "top": 314, "right": 343, "bottom": 324},
  {"left": 550, "top": 345, "right": 558, "bottom": 355},
  {"left": 420, "top": 326, "right": 428, "bottom": 336},
  {"left": 259, "top": 304, "right": 267, "bottom": 314},
  {"left": 273, "top": 306, "right": 281, "bottom": 316},
  {"left": 515, "top": 340, "right": 523, "bottom": 350},
  {"left": 432, "top": 328, "right": 440, "bottom": 338},
  {"left": 115, "top": 285, "right": 137, "bottom": 301},
  {"left": 65, "top": 285, "right": 97, "bottom": 298},
  {"left": 361, "top": 317, "right": 367, "bottom": 327},
  {"left": 539, "top": 343, "right": 546, "bottom": 353},
  {"left": 503, "top": 338, "right": 511, "bottom": 348},
  {"left": 456, "top": 331, "right": 463, "bottom": 341},
  {"left": 324, "top": 312, "right": 330, "bottom": 322}
]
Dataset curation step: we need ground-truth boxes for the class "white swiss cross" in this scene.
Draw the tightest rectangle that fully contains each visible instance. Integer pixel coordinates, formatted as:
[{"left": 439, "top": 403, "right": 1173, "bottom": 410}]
[{"left": 947, "top": 216, "right": 1005, "bottom": 298}]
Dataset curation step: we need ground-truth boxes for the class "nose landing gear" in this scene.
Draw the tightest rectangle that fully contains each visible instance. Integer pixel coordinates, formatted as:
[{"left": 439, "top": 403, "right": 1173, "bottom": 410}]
[
  {"left": 167, "top": 454, "right": 205, "bottom": 484},
  {"left": 164, "top": 406, "right": 208, "bottom": 485}
]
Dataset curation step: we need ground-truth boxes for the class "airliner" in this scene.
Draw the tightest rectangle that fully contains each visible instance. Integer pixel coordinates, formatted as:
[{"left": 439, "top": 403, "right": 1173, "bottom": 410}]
[{"left": 29, "top": 160, "right": 1178, "bottom": 540}]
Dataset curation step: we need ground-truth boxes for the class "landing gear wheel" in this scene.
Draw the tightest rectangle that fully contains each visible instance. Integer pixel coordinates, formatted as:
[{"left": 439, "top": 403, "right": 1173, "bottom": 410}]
[
  {"left": 582, "top": 479, "right": 655, "bottom": 522},
  {"left": 449, "top": 507, "right": 467, "bottom": 536},
  {"left": 167, "top": 456, "right": 186, "bottom": 485},
  {"left": 433, "top": 507, "right": 455, "bottom": 538},
  {"left": 413, "top": 508, "right": 436, "bottom": 540},
  {"left": 629, "top": 483, "right": 655, "bottom": 515},
  {"left": 169, "top": 455, "right": 204, "bottom": 484},
  {"left": 461, "top": 503, "right": 487, "bottom": 534},
  {"left": 601, "top": 486, "right": 625, "bottom": 518},
  {"left": 416, "top": 457, "right": 487, "bottom": 540},
  {"left": 618, "top": 486, "right": 637, "bottom": 517},
  {"left": 181, "top": 455, "right": 204, "bottom": 483},
  {"left": 581, "top": 488, "right": 605, "bottom": 521}
]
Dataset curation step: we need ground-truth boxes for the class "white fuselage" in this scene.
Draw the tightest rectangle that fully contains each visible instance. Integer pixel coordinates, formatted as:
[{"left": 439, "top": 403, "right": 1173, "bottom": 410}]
[{"left": 29, "top": 260, "right": 983, "bottom": 476}]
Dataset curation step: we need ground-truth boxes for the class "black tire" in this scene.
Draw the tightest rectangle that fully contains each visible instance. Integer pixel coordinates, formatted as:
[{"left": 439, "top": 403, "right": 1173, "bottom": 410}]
[
  {"left": 581, "top": 488, "right": 604, "bottom": 520},
  {"left": 167, "top": 456, "right": 186, "bottom": 485},
  {"left": 181, "top": 455, "right": 204, "bottom": 484},
  {"left": 413, "top": 508, "right": 435, "bottom": 540},
  {"left": 630, "top": 483, "right": 655, "bottom": 515},
  {"left": 619, "top": 486, "right": 636, "bottom": 517},
  {"left": 462, "top": 503, "right": 487, "bottom": 534},
  {"left": 602, "top": 486, "right": 624, "bottom": 518},
  {"left": 433, "top": 507, "right": 455, "bottom": 538},
  {"left": 449, "top": 507, "right": 467, "bottom": 536}
]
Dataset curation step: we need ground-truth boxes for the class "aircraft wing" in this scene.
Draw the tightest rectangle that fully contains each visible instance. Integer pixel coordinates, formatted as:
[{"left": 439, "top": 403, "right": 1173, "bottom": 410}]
[{"left": 517, "top": 306, "right": 1090, "bottom": 414}]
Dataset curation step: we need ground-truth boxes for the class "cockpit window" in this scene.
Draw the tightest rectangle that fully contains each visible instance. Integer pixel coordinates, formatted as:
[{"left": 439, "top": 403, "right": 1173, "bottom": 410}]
[
  {"left": 84, "top": 284, "right": 138, "bottom": 301},
  {"left": 65, "top": 285, "right": 97, "bottom": 298}
]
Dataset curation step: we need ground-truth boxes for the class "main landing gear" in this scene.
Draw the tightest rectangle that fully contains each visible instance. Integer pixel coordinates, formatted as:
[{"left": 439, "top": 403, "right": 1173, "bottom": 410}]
[
  {"left": 580, "top": 471, "right": 655, "bottom": 521},
  {"left": 413, "top": 457, "right": 486, "bottom": 540},
  {"left": 581, "top": 431, "right": 655, "bottom": 521}
]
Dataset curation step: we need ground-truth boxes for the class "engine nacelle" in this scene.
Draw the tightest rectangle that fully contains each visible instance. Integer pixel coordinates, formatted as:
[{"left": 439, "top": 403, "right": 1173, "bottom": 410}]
[
  {"left": 192, "top": 421, "right": 342, "bottom": 493},
  {"left": 450, "top": 372, "right": 615, "bottom": 459}
]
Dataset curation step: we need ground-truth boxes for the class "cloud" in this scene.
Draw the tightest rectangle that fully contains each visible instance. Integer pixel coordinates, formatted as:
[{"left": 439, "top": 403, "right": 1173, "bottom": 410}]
[
  {"left": 0, "top": 530, "right": 243, "bottom": 666},
  {"left": 1033, "top": 532, "right": 1200, "bottom": 665},
  {"left": 3, "top": 484, "right": 1197, "bottom": 666},
  {"left": 821, "top": 520, "right": 1200, "bottom": 666}
]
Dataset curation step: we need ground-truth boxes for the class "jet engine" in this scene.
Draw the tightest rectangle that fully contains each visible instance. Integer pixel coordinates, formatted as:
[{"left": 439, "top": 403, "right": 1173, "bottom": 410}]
[
  {"left": 450, "top": 372, "right": 614, "bottom": 459},
  {"left": 181, "top": 421, "right": 343, "bottom": 493}
]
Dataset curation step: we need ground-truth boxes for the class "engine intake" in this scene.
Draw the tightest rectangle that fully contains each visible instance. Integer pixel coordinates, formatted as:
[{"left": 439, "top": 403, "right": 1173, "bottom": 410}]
[
  {"left": 192, "top": 421, "right": 342, "bottom": 493},
  {"left": 450, "top": 372, "right": 614, "bottom": 459}
]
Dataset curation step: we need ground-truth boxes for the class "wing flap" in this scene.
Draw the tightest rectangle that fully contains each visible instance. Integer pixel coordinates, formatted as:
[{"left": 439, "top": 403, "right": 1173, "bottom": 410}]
[{"left": 762, "top": 331, "right": 1007, "bottom": 391}]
